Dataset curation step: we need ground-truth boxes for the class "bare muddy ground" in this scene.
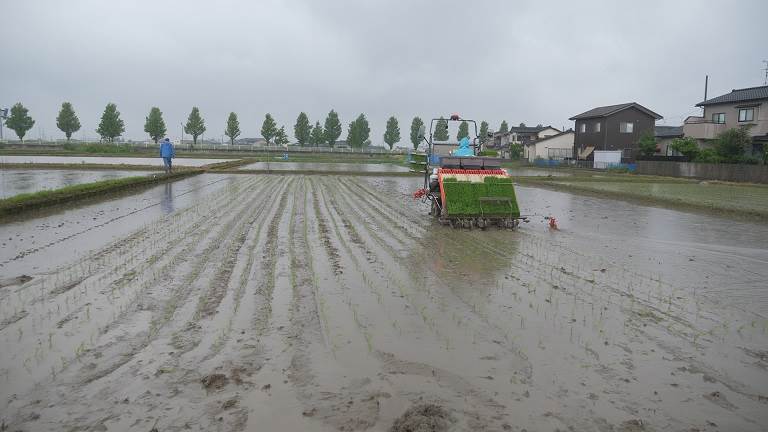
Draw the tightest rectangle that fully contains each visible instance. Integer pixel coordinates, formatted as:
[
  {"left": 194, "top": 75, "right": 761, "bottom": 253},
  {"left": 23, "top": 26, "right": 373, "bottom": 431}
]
[
  {"left": 0, "top": 169, "right": 154, "bottom": 198},
  {"left": 0, "top": 175, "right": 766, "bottom": 431}
]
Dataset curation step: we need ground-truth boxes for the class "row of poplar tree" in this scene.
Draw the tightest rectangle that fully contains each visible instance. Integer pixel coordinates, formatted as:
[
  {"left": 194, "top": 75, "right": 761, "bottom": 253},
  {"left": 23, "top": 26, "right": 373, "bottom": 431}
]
[{"left": 3, "top": 102, "right": 513, "bottom": 150}]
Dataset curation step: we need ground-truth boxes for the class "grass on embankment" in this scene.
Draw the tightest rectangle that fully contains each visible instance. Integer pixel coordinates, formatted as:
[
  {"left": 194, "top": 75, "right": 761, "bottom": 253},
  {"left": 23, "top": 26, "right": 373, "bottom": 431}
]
[
  {"left": 0, "top": 170, "right": 200, "bottom": 216},
  {"left": 517, "top": 174, "right": 768, "bottom": 220}
]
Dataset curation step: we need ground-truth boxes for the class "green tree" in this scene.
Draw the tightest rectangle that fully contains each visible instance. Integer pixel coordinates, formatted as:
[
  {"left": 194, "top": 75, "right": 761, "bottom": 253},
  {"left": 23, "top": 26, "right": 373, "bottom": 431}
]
[
  {"left": 294, "top": 112, "right": 311, "bottom": 146},
  {"left": 275, "top": 126, "right": 289, "bottom": 146},
  {"left": 346, "top": 113, "right": 371, "bottom": 148},
  {"left": 433, "top": 117, "right": 449, "bottom": 141},
  {"left": 498, "top": 120, "right": 509, "bottom": 134},
  {"left": 410, "top": 116, "right": 424, "bottom": 150},
  {"left": 96, "top": 103, "right": 125, "bottom": 143},
  {"left": 479, "top": 121, "right": 489, "bottom": 143},
  {"left": 383, "top": 116, "right": 400, "bottom": 150},
  {"left": 55, "top": 102, "right": 81, "bottom": 141},
  {"left": 509, "top": 143, "right": 523, "bottom": 160},
  {"left": 715, "top": 127, "right": 751, "bottom": 162},
  {"left": 637, "top": 132, "right": 657, "bottom": 157},
  {"left": 144, "top": 107, "right": 167, "bottom": 144},
  {"left": 323, "top": 110, "right": 342, "bottom": 147},
  {"left": 5, "top": 103, "right": 35, "bottom": 142},
  {"left": 518, "top": 122, "right": 526, "bottom": 128},
  {"left": 457, "top": 121, "right": 469, "bottom": 141},
  {"left": 669, "top": 137, "right": 699, "bottom": 160},
  {"left": 309, "top": 121, "right": 324, "bottom": 146},
  {"left": 261, "top": 113, "right": 278, "bottom": 144},
  {"left": 225, "top": 112, "right": 240, "bottom": 145},
  {"left": 184, "top": 107, "right": 206, "bottom": 147}
]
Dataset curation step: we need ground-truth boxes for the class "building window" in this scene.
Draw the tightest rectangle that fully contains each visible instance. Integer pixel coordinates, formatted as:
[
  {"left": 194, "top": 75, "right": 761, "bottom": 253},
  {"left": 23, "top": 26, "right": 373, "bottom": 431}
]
[
  {"left": 619, "top": 122, "right": 634, "bottom": 133},
  {"left": 711, "top": 113, "right": 725, "bottom": 124},
  {"left": 594, "top": 122, "right": 601, "bottom": 133},
  {"left": 580, "top": 123, "right": 586, "bottom": 133},
  {"left": 738, "top": 108, "right": 754, "bottom": 122}
]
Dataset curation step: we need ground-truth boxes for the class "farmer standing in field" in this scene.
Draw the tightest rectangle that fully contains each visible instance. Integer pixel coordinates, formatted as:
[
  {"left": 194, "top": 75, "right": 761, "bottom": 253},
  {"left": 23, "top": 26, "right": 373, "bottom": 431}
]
[{"left": 160, "top": 137, "right": 175, "bottom": 173}]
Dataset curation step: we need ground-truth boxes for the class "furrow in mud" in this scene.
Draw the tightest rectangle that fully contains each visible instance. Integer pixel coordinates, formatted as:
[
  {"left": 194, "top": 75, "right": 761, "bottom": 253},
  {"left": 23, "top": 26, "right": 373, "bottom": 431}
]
[
  {"left": 348, "top": 176, "right": 768, "bottom": 429},
  {"left": 2, "top": 176, "right": 278, "bottom": 431}
]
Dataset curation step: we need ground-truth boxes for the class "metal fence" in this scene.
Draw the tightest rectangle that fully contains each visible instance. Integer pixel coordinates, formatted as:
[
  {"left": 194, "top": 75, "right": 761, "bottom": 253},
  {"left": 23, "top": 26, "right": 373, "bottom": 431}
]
[{"left": 533, "top": 158, "right": 637, "bottom": 172}]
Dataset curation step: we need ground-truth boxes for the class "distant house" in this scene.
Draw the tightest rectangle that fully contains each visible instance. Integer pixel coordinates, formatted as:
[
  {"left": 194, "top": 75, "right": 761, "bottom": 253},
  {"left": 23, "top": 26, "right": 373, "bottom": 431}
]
[
  {"left": 683, "top": 85, "right": 768, "bottom": 155},
  {"left": 570, "top": 102, "right": 662, "bottom": 160},
  {"left": 523, "top": 130, "right": 575, "bottom": 163},
  {"left": 655, "top": 126, "right": 684, "bottom": 155},
  {"left": 491, "top": 125, "right": 560, "bottom": 153}
]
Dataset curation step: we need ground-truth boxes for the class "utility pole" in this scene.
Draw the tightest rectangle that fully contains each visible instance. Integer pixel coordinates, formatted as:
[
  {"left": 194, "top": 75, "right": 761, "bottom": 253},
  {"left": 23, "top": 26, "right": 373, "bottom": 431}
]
[
  {"left": 0, "top": 107, "right": 7, "bottom": 140},
  {"left": 763, "top": 60, "right": 768, "bottom": 85}
]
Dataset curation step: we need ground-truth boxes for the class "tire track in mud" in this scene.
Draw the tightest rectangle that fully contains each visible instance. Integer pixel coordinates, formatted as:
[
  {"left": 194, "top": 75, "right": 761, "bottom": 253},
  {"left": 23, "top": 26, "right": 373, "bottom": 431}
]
[
  {"left": 2, "top": 176, "right": 284, "bottom": 431},
  {"left": 279, "top": 178, "right": 393, "bottom": 431},
  {"left": 310, "top": 177, "right": 523, "bottom": 429}
]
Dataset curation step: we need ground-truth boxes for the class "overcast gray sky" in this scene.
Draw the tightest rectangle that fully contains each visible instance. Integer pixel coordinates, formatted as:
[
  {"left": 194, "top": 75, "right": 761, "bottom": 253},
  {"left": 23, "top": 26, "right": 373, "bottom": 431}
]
[{"left": 2, "top": 0, "right": 766, "bottom": 145}]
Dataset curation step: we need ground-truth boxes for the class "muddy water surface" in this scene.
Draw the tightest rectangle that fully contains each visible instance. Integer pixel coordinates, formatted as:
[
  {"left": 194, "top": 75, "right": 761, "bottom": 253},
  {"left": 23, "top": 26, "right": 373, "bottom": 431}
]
[
  {"left": 238, "top": 161, "right": 409, "bottom": 172},
  {"left": 0, "top": 173, "right": 236, "bottom": 275},
  {"left": 0, "top": 155, "right": 236, "bottom": 167},
  {"left": 0, "top": 169, "right": 154, "bottom": 198},
  {"left": 1, "top": 174, "right": 766, "bottom": 431}
]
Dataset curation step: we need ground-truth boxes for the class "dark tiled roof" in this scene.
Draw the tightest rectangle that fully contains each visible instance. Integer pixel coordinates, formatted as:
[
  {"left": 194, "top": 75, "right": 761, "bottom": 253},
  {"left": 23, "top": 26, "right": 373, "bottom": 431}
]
[
  {"left": 569, "top": 102, "right": 662, "bottom": 120},
  {"left": 655, "top": 126, "right": 683, "bottom": 138},
  {"left": 525, "top": 129, "right": 575, "bottom": 146},
  {"left": 509, "top": 125, "right": 551, "bottom": 134},
  {"left": 495, "top": 125, "right": 558, "bottom": 136},
  {"left": 696, "top": 85, "right": 768, "bottom": 106}
]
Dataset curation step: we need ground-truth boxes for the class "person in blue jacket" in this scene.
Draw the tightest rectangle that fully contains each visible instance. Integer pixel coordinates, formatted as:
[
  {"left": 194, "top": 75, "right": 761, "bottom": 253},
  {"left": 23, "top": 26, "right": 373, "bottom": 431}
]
[
  {"left": 160, "top": 137, "right": 175, "bottom": 173},
  {"left": 452, "top": 137, "right": 474, "bottom": 157}
]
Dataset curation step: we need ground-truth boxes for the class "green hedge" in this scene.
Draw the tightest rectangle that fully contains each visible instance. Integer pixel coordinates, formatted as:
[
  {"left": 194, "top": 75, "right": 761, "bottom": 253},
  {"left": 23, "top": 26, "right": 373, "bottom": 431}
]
[{"left": 442, "top": 176, "right": 520, "bottom": 217}]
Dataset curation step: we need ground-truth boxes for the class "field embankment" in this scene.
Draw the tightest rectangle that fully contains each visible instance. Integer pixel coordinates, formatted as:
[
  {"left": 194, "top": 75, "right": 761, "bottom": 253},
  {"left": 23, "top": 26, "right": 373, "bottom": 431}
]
[{"left": 0, "top": 170, "right": 200, "bottom": 216}]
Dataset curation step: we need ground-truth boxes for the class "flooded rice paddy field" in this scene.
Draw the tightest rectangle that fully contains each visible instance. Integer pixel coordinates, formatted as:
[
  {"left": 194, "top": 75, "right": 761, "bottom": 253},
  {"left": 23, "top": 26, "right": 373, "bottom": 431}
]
[
  {"left": 238, "top": 161, "right": 410, "bottom": 172},
  {"left": 1, "top": 174, "right": 767, "bottom": 431},
  {"left": 0, "top": 169, "right": 155, "bottom": 198},
  {"left": 550, "top": 179, "right": 768, "bottom": 215},
  {"left": 0, "top": 155, "right": 236, "bottom": 167},
  {"left": 508, "top": 167, "right": 572, "bottom": 177}
]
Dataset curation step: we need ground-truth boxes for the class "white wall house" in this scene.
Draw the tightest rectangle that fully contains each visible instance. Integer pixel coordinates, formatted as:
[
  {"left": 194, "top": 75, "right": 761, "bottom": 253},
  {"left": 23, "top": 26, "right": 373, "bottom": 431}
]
[{"left": 524, "top": 130, "right": 574, "bottom": 163}]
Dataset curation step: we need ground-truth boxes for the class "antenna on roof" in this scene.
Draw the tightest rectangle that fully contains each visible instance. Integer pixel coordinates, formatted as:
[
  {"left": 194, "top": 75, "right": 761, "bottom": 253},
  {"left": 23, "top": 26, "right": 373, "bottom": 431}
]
[{"left": 702, "top": 75, "right": 708, "bottom": 115}]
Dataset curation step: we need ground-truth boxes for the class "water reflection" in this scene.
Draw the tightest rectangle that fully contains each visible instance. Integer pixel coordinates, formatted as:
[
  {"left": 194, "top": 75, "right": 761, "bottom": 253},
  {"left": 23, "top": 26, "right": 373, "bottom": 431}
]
[
  {"left": 238, "top": 161, "right": 409, "bottom": 172},
  {"left": 0, "top": 170, "right": 154, "bottom": 198},
  {"left": 161, "top": 182, "right": 175, "bottom": 214}
]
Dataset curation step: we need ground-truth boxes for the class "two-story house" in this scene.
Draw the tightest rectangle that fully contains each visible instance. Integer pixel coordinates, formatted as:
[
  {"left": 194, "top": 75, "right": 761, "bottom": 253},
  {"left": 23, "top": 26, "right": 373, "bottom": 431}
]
[
  {"left": 569, "top": 102, "right": 662, "bottom": 160},
  {"left": 491, "top": 125, "right": 559, "bottom": 149},
  {"left": 683, "top": 85, "right": 768, "bottom": 155}
]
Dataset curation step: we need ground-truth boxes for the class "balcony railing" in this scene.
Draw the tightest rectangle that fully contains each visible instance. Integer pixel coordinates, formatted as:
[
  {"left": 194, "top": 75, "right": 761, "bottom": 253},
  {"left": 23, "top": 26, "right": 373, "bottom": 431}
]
[{"left": 683, "top": 118, "right": 727, "bottom": 140}]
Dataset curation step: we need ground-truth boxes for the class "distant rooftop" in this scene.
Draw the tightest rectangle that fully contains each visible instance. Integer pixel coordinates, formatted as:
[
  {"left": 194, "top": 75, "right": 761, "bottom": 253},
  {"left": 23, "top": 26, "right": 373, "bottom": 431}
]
[
  {"left": 569, "top": 102, "right": 662, "bottom": 120},
  {"left": 655, "top": 125, "right": 683, "bottom": 138},
  {"left": 696, "top": 85, "right": 768, "bottom": 106}
]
